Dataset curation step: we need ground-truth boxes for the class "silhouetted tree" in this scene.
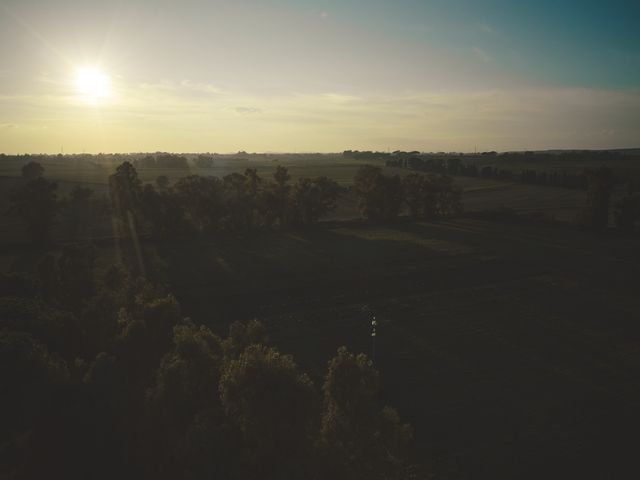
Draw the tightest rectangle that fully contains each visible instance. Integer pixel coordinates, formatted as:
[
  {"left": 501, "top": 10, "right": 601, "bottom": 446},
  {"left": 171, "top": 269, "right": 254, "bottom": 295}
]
[
  {"left": 109, "top": 161, "right": 143, "bottom": 242},
  {"left": 174, "top": 175, "right": 225, "bottom": 233},
  {"left": 156, "top": 175, "right": 170, "bottom": 190},
  {"left": 220, "top": 344, "right": 317, "bottom": 479},
  {"left": 585, "top": 166, "right": 614, "bottom": 230},
  {"left": 141, "top": 184, "right": 190, "bottom": 239},
  {"left": 57, "top": 244, "right": 97, "bottom": 313},
  {"left": 354, "top": 166, "right": 403, "bottom": 222},
  {"left": 0, "top": 330, "right": 69, "bottom": 476},
  {"left": 10, "top": 176, "right": 59, "bottom": 244},
  {"left": 613, "top": 193, "right": 640, "bottom": 232},
  {"left": 271, "top": 165, "right": 292, "bottom": 226},
  {"left": 60, "top": 186, "right": 95, "bottom": 239},
  {"left": 21, "top": 161, "right": 44, "bottom": 181},
  {"left": 402, "top": 173, "right": 428, "bottom": 219},
  {"left": 144, "top": 322, "right": 227, "bottom": 478},
  {"left": 292, "top": 176, "right": 341, "bottom": 225},
  {"left": 320, "top": 347, "right": 412, "bottom": 479}
]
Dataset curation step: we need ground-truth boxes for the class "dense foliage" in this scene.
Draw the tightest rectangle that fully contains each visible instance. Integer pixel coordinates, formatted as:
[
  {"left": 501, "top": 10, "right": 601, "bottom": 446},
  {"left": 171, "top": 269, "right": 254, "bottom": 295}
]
[{"left": 1, "top": 251, "right": 413, "bottom": 479}]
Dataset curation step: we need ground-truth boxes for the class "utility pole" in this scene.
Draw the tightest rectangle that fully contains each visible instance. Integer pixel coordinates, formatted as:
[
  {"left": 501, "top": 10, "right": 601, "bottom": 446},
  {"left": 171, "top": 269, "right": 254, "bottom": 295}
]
[{"left": 371, "top": 315, "right": 377, "bottom": 364}]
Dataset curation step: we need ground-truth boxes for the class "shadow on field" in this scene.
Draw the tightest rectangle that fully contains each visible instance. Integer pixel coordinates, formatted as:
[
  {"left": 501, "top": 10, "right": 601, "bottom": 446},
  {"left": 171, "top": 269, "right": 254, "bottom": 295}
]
[{"left": 154, "top": 219, "right": 640, "bottom": 480}]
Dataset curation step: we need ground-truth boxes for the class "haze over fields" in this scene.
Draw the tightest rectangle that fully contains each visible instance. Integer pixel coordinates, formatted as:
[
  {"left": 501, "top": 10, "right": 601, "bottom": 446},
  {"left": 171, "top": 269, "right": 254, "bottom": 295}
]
[{"left": 1, "top": 0, "right": 639, "bottom": 154}]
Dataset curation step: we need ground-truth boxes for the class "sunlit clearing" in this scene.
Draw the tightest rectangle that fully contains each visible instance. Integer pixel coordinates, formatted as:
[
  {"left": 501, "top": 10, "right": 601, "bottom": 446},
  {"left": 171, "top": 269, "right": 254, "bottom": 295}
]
[{"left": 74, "top": 67, "right": 110, "bottom": 103}]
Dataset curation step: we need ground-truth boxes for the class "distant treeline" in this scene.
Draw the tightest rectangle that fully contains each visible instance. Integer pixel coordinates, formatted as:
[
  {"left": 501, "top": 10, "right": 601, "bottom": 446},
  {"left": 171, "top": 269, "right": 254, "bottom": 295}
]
[
  {"left": 132, "top": 153, "right": 216, "bottom": 169},
  {"left": 346, "top": 150, "right": 640, "bottom": 231},
  {"left": 343, "top": 148, "right": 640, "bottom": 190},
  {"left": 385, "top": 156, "right": 589, "bottom": 189}
]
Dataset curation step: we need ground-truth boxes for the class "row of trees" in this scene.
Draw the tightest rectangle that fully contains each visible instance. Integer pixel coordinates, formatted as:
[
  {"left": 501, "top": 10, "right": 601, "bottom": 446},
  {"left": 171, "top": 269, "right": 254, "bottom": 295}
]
[
  {"left": 353, "top": 166, "right": 462, "bottom": 222},
  {"left": 585, "top": 166, "right": 640, "bottom": 231},
  {"left": 8, "top": 160, "right": 464, "bottom": 246},
  {"left": 7, "top": 161, "right": 343, "bottom": 244},
  {"left": 387, "top": 156, "right": 588, "bottom": 190},
  {"left": 132, "top": 154, "right": 214, "bottom": 169},
  {"left": 1, "top": 247, "right": 413, "bottom": 479},
  {"left": 109, "top": 162, "right": 342, "bottom": 239},
  {"left": 7, "top": 162, "right": 110, "bottom": 244}
]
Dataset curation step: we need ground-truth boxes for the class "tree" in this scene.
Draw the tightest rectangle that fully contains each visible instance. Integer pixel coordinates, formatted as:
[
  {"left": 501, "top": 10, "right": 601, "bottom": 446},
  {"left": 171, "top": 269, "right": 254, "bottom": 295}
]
[
  {"left": 220, "top": 344, "right": 317, "bottom": 479},
  {"left": 117, "top": 292, "right": 184, "bottom": 390},
  {"left": 155, "top": 175, "right": 170, "bottom": 190},
  {"left": 320, "top": 347, "right": 412, "bottom": 480},
  {"left": 60, "top": 185, "right": 95, "bottom": 239},
  {"left": 613, "top": 193, "right": 640, "bottom": 232},
  {"left": 0, "top": 297, "right": 81, "bottom": 362},
  {"left": 243, "top": 168, "right": 264, "bottom": 229},
  {"left": 354, "top": 166, "right": 403, "bottom": 222},
  {"left": 144, "top": 322, "right": 226, "bottom": 478},
  {"left": 431, "top": 174, "right": 463, "bottom": 218},
  {"left": 222, "top": 172, "right": 252, "bottom": 231},
  {"left": 0, "top": 331, "right": 69, "bottom": 475},
  {"left": 108, "top": 161, "right": 142, "bottom": 225},
  {"left": 223, "top": 318, "right": 269, "bottom": 359},
  {"left": 402, "top": 173, "right": 427, "bottom": 219},
  {"left": 140, "top": 184, "right": 190, "bottom": 239},
  {"left": 271, "top": 165, "right": 292, "bottom": 226},
  {"left": 292, "top": 176, "right": 341, "bottom": 225},
  {"left": 174, "top": 175, "right": 224, "bottom": 233},
  {"left": 57, "top": 244, "right": 97, "bottom": 313},
  {"left": 585, "top": 166, "right": 614, "bottom": 230},
  {"left": 21, "top": 161, "right": 44, "bottom": 181},
  {"left": 10, "top": 176, "right": 59, "bottom": 244}
]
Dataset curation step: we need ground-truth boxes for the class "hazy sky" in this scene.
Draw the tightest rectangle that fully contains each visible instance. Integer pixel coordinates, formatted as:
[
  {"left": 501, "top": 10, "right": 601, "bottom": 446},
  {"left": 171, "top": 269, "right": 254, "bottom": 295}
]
[{"left": 1, "top": 0, "right": 639, "bottom": 153}]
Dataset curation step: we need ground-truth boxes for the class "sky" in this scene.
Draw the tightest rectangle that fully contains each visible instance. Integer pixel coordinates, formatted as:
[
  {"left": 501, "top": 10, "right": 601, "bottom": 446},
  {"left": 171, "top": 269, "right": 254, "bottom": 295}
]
[{"left": 0, "top": 0, "right": 639, "bottom": 153}]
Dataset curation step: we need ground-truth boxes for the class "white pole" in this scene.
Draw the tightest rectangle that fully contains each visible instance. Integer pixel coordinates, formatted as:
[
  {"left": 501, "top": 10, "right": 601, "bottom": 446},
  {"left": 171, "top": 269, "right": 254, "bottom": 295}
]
[{"left": 371, "top": 316, "right": 377, "bottom": 364}]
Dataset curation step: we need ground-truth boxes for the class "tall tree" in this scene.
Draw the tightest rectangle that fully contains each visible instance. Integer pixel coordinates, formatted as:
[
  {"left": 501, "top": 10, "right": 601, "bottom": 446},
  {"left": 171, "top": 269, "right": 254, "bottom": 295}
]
[
  {"left": 585, "top": 166, "right": 614, "bottom": 230},
  {"left": 10, "top": 176, "right": 59, "bottom": 244},
  {"left": 354, "top": 166, "right": 403, "bottom": 222},
  {"left": 321, "top": 347, "right": 412, "bottom": 480},
  {"left": 21, "top": 161, "right": 44, "bottom": 181},
  {"left": 292, "top": 176, "right": 341, "bottom": 225},
  {"left": 220, "top": 344, "right": 317, "bottom": 479},
  {"left": 108, "top": 161, "right": 142, "bottom": 222}
]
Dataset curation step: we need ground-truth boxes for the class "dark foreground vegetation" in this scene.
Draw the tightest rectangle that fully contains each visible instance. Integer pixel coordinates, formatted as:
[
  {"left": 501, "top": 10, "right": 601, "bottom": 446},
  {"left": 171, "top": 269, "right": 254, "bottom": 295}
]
[
  {"left": 2, "top": 160, "right": 462, "bottom": 479},
  {"left": 1, "top": 266, "right": 412, "bottom": 479},
  {"left": 2, "top": 152, "right": 640, "bottom": 479}
]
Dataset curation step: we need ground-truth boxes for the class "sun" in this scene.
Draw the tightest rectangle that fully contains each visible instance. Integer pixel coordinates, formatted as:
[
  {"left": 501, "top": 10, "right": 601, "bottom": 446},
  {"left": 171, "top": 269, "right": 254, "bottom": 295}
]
[{"left": 74, "top": 67, "right": 110, "bottom": 102}]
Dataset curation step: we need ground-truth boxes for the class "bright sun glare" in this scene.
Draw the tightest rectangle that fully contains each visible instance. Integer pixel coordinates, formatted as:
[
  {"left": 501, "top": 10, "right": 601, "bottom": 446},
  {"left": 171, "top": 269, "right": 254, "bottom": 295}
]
[{"left": 74, "top": 67, "right": 110, "bottom": 102}]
